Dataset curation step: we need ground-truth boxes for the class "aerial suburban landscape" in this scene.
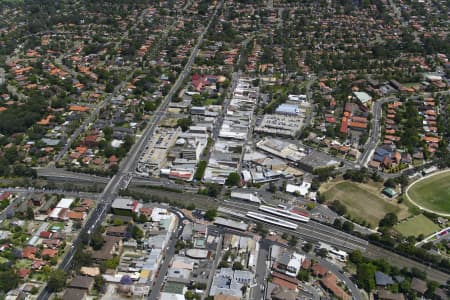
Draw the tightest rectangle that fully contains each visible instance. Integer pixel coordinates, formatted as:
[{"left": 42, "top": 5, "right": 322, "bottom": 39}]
[{"left": 0, "top": 0, "right": 449, "bottom": 299}]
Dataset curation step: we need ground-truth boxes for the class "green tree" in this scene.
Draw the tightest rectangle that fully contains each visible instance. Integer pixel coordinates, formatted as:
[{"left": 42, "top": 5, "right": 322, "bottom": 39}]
[
  {"left": 4, "top": 147, "right": 18, "bottom": 164},
  {"left": 103, "top": 126, "right": 113, "bottom": 141},
  {"left": 232, "top": 262, "right": 244, "bottom": 270},
  {"left": 194, "top": 160, "right": 207, "bottom": 181},
  {"left": 26, "top": 207, "right": 34, "bottom": 220},
  {"left": 94, "top": 275, "right": 105, "bottom": 293},
  {"left": 342, "top": 221, "right": 354, "bottom": 232},
  {"left": 329, "top": 200, "right": 347, "bottom": 216},
  {"left": 225, "top": 172, "right": 241, "bottom": 186},
  {"left": 123, "top": 135, "right": 135, "bottom": 151},
  {"left": 137, "top": 214, "right": 148, "bottom": 224},
  {"left": 288, "top": 236, "right": 298, "bottom": 247},
  {"left": 302, "top": 242, "right": 313, "bottom": 253},
  {"left": 255, "top": 222, "right": 268, "bottom": 236},
  {"left": 204, "top": 209, "right": 217, "bottom": 221},
  {"left": 425, "top": 281, "right": 438, "bottom": 298},
  {"left": 132, "top": 225, "right": 144, "bottom": 241},
  {"left": 91, "top": 230, "right": 104, "bottom": 250},
  {"left": 73, "top": 248, "right": 93, "bottom": 270},
  {"left": 396, "top": 174, "right": 409, "bottom": 188},
  {"left": 0, "top": 270, "right": 20, "bottom": 293},
  {"left": 206, "top": 183, "right": 221, "bottom": 197},
  {"left": 356, "top": 263, "right": 377, "bottom": 292},
  {"left": 379, "top": 212, "right": 398, "bottom": 228},
  {"left": 297, "top": 269, "right": 310, "bottom": 281},
  {"left": 48, "top": 269, "right": 67, "bottom": 292},
  {"left": 333, "top": 219, "right": 343, "bottom": 229},
  {"left": 317, "top": 248, "right": 328, "bottom": 258},
  {"left": 102, "top": 255, "right": 120, "bottom": 270},
  {"left": 177, "top": 117, "right": 193, "bottom": 132},
  {"left": 175, "top": 240, "right": 186, "bottom": 252},
  {"left": 349, "top": 250, "right": 364, "bottom": 264},
  {"left": 185, "top": 291, "right": 201, "bottom": 300},
  {"left": 384, "top": 178, "right": 396, "bottom": 188},
  {"left": 306, "top": 202, "right": 315, "bottom": 210}
]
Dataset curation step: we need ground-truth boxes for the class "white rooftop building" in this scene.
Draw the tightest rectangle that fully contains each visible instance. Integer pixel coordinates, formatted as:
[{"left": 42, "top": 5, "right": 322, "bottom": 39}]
[
  {"left": 230, "top": 192, "right": 261, "bottom": 203},
  {"left": 275, "top": 103, "right": 300, "bottom": 115},
  {"left": 56, "top": 198, "right": 74, "bottom": 209},
  {"left": 286, "top": 182, "right": 311, "bottom": 196},
  {"left": 288, "top": 94, "right": 307, "bottom": 102},
  {"left": 353, "top": 91, "right": 372, "bottom": 105}
]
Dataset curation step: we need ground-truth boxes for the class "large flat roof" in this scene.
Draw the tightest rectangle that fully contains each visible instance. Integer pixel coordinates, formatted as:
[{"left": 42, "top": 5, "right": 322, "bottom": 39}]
[{"left": 214, "top": 217, "right": 248, "bottom": 231}]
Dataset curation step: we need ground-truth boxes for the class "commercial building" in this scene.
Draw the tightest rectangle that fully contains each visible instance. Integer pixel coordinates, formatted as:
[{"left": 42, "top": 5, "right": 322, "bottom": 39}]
[
  {"left": 209, "top": 268, "right": 254, "bottom": 298},
  {"left": 137, "top": 127, "right": 181, "bottom": 176},
  {"left": 275, "top": 104, "right": 300, "bottom": 115},
  {"left": 213, "top": 217, "right": 248, "bottom": 231},
  {"left": 256, "top": 138, "right": 306, "bottom": 163},
  {"left": 111, "top": 198, "right": 140, "bottom": 214},
  {"left": 230, "top": 192, "right": 261, "bottom": 204},
  {"left": 353, "top": 91, "right": 372, "bottom": 106},
  {"left": 255, "top": 114, "right": 304, "bottom": 137},
  {"left": 204, "top": 77, "right": 259, "bottom": 184},
  {"left": 285, "top": 182, "right": 311, "bottom": 197}
]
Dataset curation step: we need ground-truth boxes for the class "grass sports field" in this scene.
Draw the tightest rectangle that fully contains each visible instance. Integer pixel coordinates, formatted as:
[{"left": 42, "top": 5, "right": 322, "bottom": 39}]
[
  {"left": 321, "top": 181, "right": 407, "bottom": 227},
  {"left": 394, "top": 214, "right": 439, "bottom": 237},
  {"left": 407, "top": 171, "right": 450, "bottom": 215}
]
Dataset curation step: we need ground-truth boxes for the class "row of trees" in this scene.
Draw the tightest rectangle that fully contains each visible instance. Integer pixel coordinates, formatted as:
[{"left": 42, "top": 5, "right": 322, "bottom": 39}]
[{"left": 350, "top": 250, "right": 442, "bottom": 298}]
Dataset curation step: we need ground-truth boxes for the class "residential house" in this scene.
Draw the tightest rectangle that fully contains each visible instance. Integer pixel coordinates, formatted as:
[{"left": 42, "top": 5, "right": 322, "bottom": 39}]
[
  {"left": 320, "top": 273, "right": 351, "bottom": 300},
  {"left": 69, "top": 276, "right": 94, "bottom": 291},
  {"left": 410, "top": 278, "right": 427, "bottom": 296},
  {"left": 105, "top": 225, "right": 129, "bottom": 238},
  {"left": 375, "top": 271, "right": 394, "bottom": 287},
  {"left": 91, "top": 236, "right": 122, "bottom": 261},
  {"left": 63, "top": 288, "right": 87, "bottom": 300},
  {"left": 377, "top": 289, "right": 406, "bottom": 300},
  {"left": 311, "top": 263, "right": 328, "bottom": 277}
]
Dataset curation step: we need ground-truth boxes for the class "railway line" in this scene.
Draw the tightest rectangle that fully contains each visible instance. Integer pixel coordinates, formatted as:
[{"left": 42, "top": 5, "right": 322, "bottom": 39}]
[{"left": 219, "top": 202, "right": 368, "bottom": 251}]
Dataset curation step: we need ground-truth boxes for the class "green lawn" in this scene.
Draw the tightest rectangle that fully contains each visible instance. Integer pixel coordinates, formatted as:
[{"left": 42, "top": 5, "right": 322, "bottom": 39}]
[
  {"left": 322, "top": 181, "right": 402, "bottom": 227},
  {"left": 49, "top": 222, "right": 65, "bottom": 232},
  {"left": 0, "top": 257, "right": 9, "bottom": 264},
  {"left": 407, "top": 171, "right": 450, "bottom": 214},
  {"left": 394, "top": 214, "right": 439, "bottom": 237},
  {"left": 16, "top": 259, "right": 32, "bottom": 269},
  {"left": 204, "top": 98, "right": 219, "bottom": 105}
]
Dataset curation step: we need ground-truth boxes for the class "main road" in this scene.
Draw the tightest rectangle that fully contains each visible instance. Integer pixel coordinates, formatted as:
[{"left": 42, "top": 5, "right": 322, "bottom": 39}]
[
  {"left": 359, "top": 97, "right": 397, "bottom": 167},
  {"left": 52, "top": 4, "right": 181, "bottom": 164},
  {"left": 37, "top": 1, "right": 222, "bottom": 299},
  {"left": 147, "top": 209, "right": 186, "bottom": 300}
]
